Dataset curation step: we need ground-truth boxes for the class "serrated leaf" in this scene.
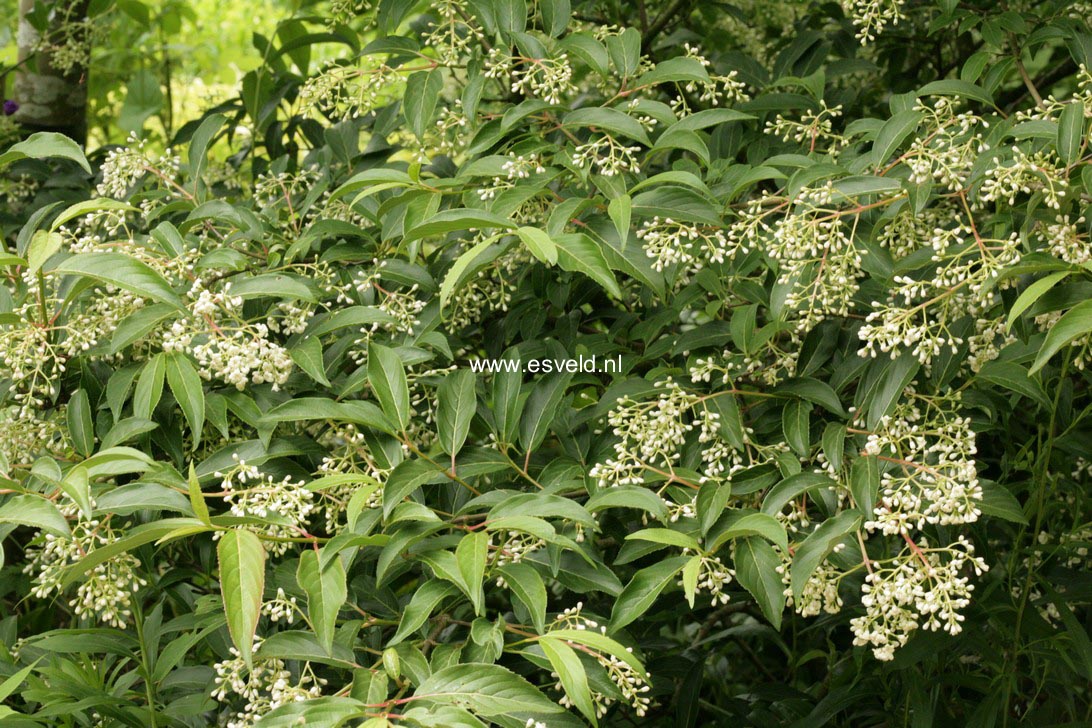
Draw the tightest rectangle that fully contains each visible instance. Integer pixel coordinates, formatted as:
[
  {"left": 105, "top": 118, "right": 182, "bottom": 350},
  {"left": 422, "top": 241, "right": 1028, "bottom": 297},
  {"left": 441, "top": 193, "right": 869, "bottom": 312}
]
[
  {"left": 166, "top": 353, "right": 205, "bottom": 449},
  {"left": 790, "top": 510, "right": 861, "bottom": 602},
  {"left": 437, "top": 370, "right": 477, "bottom": 457},
  {"left": 539, "top": 637, "right": 597, "bottom": 725},
  {"left": 412, "top": 663, "right": 564, "bottom": 716},
  {"left": 734, "top": 537, "right": 784, "bottom": 629}
]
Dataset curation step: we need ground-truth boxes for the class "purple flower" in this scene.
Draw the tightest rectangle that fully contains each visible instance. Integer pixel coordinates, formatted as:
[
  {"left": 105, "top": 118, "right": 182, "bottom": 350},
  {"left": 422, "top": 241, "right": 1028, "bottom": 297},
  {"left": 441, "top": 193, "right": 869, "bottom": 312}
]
[{"left": 1, "top": 100, "right": 17, "bottom": 116}]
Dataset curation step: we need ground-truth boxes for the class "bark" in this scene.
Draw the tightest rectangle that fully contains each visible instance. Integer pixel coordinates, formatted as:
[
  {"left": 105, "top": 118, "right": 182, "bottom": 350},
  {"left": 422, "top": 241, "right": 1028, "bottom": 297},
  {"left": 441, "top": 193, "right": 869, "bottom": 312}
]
[{"left": 13, "top": 0, "right": 91, "bottom": 144}]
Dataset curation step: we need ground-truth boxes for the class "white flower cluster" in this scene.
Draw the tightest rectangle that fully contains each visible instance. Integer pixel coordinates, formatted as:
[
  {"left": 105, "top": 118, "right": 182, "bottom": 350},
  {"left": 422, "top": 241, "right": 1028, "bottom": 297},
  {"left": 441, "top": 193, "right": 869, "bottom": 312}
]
[
  {"left": 841, "top": 0, "right": 906, "bottom": 43},
  {"left": 97, "top": 134, "right": 181, "bottom": 199},
  {"left": 477, "top": 152, "right": 547, "bottom": 201},
  {"left": 979, "top": 147, "right": 1067, "bottom": 210},
  {"left": 590, "top": 378, "right": 698, "bottom": 488},
  {"left": 906, "top": 99, "right": 989, "bottom": 191},
  {"left": 860, "top": 222, "right": 1019, "bottom": 368},
  {"left": 670, "top": 43, "right": 750, "bottom": 114},
  {"left": 261, "top": 588, "right": 300, "bottom": 624},
  {"left": 780, "top": 558, "right": 845, "bottom": 617},
  {"left": 636, "top": 216, "right": 734, "bottom": 274},
  {"left": 766, "top": 101, "right": 845, "bottom": 151},
  {"left": 298, "top": 61, "right": 401, "bottom": 119},
  {"left": 850, "top": 537, "right": 987, "bottom": 661},
  {"left": 485, "top": 49, "right": 576, "bottom": 105},
  {"left": 212, "top": 639, "right": 324, "bottom": 727},
  {"left": 216, "top": 457, "right": 316, "bottom": 555},
  {"left": 1040, "top": 215, "right": 1090, "bottom": 265},
  {"left": 191, "top": 326, "right": 294, "bottom": 391},
  {"left": 759, "top": 182, "right": 864, "bottom": 332},
  {"left": 681, "top": 548, "right": 735, "bottom": 606},
  {"left": 572, "top": 135, "right": 643, "bottom": 177},
  {"left": 423, "top": 0, "right": 482, "bottom": 64},
  {"left": 25, "top": 519, "right": 147, "bottom": 628},
  {"left": 863, "top": 396, "right": 983, "bottom": 535},
  {"left": 492, "top": 532, "right": 546, "bottom": 586},
  {"left": 550, "top": 604, "right": 652, "bottom": 718}
]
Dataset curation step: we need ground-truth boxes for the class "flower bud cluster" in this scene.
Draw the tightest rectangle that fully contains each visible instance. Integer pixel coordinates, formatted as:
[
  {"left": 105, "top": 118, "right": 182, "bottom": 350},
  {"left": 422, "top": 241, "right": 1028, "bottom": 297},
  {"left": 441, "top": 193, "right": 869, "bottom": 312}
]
[
  {"left": 550, "top": 604, "right": 652, "bottom": 717},
  {"left": 590, "top": 378, "right": 699, "bottom": 488},
  {"left": 485, "top": 49, "right": 577, "bottom": 105},
  {"left": 572, "top": 135, "right": 643, "bottom": 177},
  {"left": 841, "top": 0, "right": 907, "bottom": 43},
  {"left": 681, "top": 548, "right": 735, "bottom": 606},
  {"left": 25, "top": 518, "right": 147, "bottom": 628},
  {"left": 850, "top": 536, "right": 987, "bottom": 661},
  {"left": 863, "top": 396, "right": 983, "bottom": 535},
  {"left": 979, "top": 147, "right": 1067, "bottom": 210},
  {"left": 636, "top": 216, "right": 734, "bottom": 274},
  {"left": 215, "top": 457, "right": 316, "bottom": 555},
  {"left": 212, "top": 639, "right": 324, "bottom": 727},
  {"left": 906, "top": 99, "right": 988, "bottom": 191}
]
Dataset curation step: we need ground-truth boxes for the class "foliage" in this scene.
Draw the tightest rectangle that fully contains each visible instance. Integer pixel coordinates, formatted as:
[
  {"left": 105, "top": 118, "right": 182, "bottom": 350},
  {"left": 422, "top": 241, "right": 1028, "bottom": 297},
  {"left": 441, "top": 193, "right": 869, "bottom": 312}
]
[{"left": 1, "top": 0, "right": 1092, "bottom": 726}]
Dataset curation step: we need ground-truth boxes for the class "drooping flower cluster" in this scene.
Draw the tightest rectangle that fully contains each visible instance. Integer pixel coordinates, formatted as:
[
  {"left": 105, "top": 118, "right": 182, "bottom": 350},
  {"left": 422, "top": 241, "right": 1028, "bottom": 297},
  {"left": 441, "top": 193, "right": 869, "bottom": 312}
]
[
  {"left": 549, "top": 604, "right": 652, "bottom": 718},
  {"left": 211, "top": 638, "right": 324, "bottom": 727},
  {"left": 850, "top": 536, "right": 987, "bottom": 660},
  {"left": 681, "top": 548, "right": 735, "bottom": 606},
  {"left": 215, "top": 457, "right": 317, "bottom": 554},
  {"left": 863, "top": 395, "right": 983, "bottom": 535},
  {"left": 25, "top": 515, "right": 147, "bottom": 629},
  {"left": 636, "top": 216, "right": 734, "bottom": 274}
]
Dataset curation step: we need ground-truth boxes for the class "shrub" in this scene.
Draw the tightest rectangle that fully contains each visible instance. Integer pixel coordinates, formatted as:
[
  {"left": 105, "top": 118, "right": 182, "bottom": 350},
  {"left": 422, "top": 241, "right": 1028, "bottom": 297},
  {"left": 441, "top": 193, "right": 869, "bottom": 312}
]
[{"left": 0, "top": 1, "right": 1090, "bottom": 725}]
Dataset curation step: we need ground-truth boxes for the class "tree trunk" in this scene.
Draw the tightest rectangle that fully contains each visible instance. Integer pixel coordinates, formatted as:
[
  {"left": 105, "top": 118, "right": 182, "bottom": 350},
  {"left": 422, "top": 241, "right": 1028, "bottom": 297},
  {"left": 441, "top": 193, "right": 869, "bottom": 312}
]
[{"left": 13, "top": 0, "right": 91, "bottom": 145}]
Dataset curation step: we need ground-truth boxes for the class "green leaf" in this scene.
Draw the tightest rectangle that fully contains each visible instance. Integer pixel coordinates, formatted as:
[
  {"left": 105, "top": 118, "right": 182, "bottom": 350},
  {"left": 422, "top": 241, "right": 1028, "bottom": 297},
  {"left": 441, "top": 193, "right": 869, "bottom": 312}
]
[
  {"left": 50, "top": 198, "right": 137, "bottom": 233},
  {"left": 456, "top": 531, "right": 488, "bottom": 615},
  {"left": 553, "top": 233, "right": 622, "bottom": 297},
  {"left": 411, "top": 663, "right": 564, "bottom": 716},
  {"left": 791, "top": 510, "right": 862, "bottom": 602},
  {"left": 518, "top": 372, "right": 571, "bottom": 453},
  {"left": 977, "top": 480, "right": 1026, "bottom": 524},
  {"left": 515, "top": 226, "right": 559, "bottom": 265},
  {"left": 1030, "top": 299, "right": 1092, "bottom": 373},
  {"left": 119, "top": 69, "right": 164, "bottom": 133},
  {"left": 681, "top": 554, "right": 701, "bottom": 608},
  {"left": 608, "top": 194, "right": 632, "bottom": 248},
  {"left": 437, "top": 370, "right": 477, "bottom": 457},
  {"left": 1007, "top": 271, "right": 1071, "bottom": 332},
  {"left": 218, "top": 528, "right": 266, "bottom": 667},
  {"left": 228, "top": 273, "right": 317, "bottom": 302},
  {"left": 368, "top": 343, "right": 410, "bottom": 431},
  {"left": 383, "top": 459, "right": 444, "bottom": 518},
  {"left": 709, "top": 512, "right": 788, "bottom": 552},
  {"left": 51, "top": 253, "right": 184, "bottom": 310},
  {"left": 26, "top": 231, "right": 63, "bottom": 274},
  {"left": 976, "top": 360, "right": 1051, "bottom": 409},
  {"left": 290, "top": 336, "right": 331, "bottom": 386},
  {"left": 0, "top": 494, "right": 71, "bottom": 537},
  {"left": 850, "top": 455, "right": 879, "bottom": 518},
  {"left": 134, "top": 353, "right": 167, "bottom": 421},
  {"left": 586, "top": 486, "right": 669, "bottom": 521},
  {"left": 626, "top": 527, "right": 700, "bottom": 550},
  {"left": 497, "top": 562, "right": 547, "bottom": 634},
  {"left": 439, "top": 236, "right": 502, "bottom": 309},
  {"left": 609, "top": 556, "right": 689, "bottom": 631},
  {"left": 563, "top": 107, "right": 652, "bottom": 145},
  {"left": 782, "top": 399, "right": 812, "bottom": 457},
  {"left": 540, "top": 636, "right": 597, "bottom": 725},
  {"left": 776, "top": 377, "right": 846, "bottom": 416},
  {"left": 0, "top": 132, "right": 91, "bottom": 173},
  {"left": 871, "top": 110, "right": 922, "bottom": 166},
  {"left": 390, "top": 580, "right": 459, "bottom": 646},
  {"left": 404, "top": 209, "right": 515, "bottom": 244},
  {"left": 762, "top": 472, "right": 838, "bottom": 516},
  {"left": 188, "top": 462, "right": 212, "bottom": 526},
  {"left": 254, "top": 697, "right": 365, "bottom": 728},
  {"left": 1058, "top": 101, "right": 1085, "bottom": 165},
  {"left": 916, "top": 79, "right": 995, "bottom": 107},
  {"left": 734, "top": 537, "right": 785, "bottom": 629},
  {"left": 166, "top": 353, "right": 206, "bottom": 449},
  {"left": 298, "top": 548, "right": 347, "bottom": 654},
  {"left": 188, "top": 113, "right": 227, "bottom": 189},
  {"left": 67, "top": 389, "right": 95, "bottom": 457},
  {"left": 404, "top": 69, "right": 444, "bottom": 139}
]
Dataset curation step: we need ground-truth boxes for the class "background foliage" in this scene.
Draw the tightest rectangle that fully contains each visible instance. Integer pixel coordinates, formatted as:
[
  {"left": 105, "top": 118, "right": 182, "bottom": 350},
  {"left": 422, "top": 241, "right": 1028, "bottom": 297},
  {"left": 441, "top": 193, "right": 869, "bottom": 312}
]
[{"left": 1, "top": 0, "right": 1091, "bottom": 726}]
